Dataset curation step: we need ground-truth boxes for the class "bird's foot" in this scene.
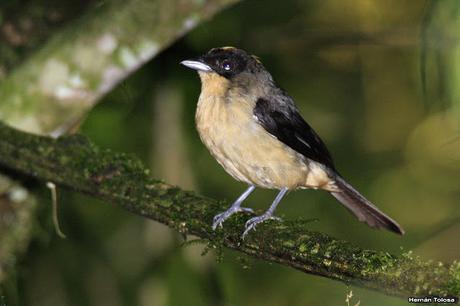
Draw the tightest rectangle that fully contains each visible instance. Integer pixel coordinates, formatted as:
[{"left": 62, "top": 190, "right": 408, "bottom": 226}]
[
  {"left": 242, "top": 213, "right": 282, "bottom": 239},
  {"left": 212, "top": 206, "right": 254, "bottom": 230}
]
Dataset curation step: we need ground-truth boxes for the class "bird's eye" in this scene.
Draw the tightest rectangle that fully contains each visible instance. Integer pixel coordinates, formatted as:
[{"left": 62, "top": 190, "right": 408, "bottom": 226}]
[{"left": 222, "top": 60, "right": 232, "bottom": 71}]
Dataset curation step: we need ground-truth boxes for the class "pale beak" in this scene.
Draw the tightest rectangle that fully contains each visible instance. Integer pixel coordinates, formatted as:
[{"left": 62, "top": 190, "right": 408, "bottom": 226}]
[{"left": 180, "top": 60, "right": 212, "bottom": 72}]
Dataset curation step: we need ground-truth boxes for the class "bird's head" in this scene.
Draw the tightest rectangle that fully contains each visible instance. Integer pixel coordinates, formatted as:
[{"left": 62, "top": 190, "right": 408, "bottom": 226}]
[{"left": 181, "top": 47, "right": 272, "bottom": 96}]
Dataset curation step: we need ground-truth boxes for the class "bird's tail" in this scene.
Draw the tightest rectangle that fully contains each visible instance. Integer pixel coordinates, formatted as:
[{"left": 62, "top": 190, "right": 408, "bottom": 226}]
[{"left": 330, "top": 175, "right": 404, "bottom": 235}]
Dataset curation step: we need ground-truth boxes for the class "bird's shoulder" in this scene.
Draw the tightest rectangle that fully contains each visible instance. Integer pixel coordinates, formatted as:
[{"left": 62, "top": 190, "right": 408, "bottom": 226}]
[{"left": 253, "top": 90, "right": 336, "bottom": 171}]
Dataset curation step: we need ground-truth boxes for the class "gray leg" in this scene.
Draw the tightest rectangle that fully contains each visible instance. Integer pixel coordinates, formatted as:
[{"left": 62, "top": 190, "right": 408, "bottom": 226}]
[
  {"left": 242, "top": 187, "right": 288, "bottom": 239},
  {"left": 212, "top": 185, "right": 256, "bottom": 230}
]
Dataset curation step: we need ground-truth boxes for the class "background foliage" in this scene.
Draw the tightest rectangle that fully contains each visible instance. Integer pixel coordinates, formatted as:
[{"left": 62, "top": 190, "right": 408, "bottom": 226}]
[{"left": 1, "top": 0, "right": 459, "bottom": 305}]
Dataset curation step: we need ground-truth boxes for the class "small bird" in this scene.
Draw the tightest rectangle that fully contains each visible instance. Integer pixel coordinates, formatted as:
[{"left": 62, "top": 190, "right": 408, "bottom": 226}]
[{"left": 181, "top": 47, "right": 404, "bottom": 238}]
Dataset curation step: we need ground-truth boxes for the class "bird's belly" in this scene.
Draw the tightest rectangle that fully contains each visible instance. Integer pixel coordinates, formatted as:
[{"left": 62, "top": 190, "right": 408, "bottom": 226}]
[
  {"left": 196, "top": 99, "right": 310, "bottom": 189},
  {"left": 221, "top": 131, "right": 309, "bottom": 189}
]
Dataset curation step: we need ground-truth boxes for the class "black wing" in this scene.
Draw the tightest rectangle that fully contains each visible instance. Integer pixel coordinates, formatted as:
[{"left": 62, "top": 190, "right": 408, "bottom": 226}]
[{"left": 254, "top": 97, "right": 336, "bottom": 171}]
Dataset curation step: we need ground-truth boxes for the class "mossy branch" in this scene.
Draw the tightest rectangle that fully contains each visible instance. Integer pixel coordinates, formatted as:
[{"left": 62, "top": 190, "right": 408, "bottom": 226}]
[
  {"left": 0, "top": 0, "right": 241, "bottom": 285},
  {"left": 0, "top": 121, "right": 458, "bottom": 298}
]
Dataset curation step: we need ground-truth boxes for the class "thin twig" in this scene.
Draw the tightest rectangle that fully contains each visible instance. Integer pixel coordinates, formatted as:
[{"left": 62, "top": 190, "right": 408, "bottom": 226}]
[{"left": 46, "top": 182, "right": 67, "bottom": 239}]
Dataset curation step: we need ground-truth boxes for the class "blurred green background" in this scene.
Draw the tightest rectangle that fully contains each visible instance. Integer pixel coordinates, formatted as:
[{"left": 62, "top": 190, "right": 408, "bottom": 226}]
[{"left": 2, "top": 0, "right": 460, "bottom": 305}]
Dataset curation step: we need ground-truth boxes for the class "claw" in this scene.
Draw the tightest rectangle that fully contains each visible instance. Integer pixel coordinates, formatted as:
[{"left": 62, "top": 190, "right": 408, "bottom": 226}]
[
  {"left": 242, "top": 214, "right": 282, "bottom": 239},
  {"left": 212, "top": 206, "right": 254, "bottom": 230},
  {"left": 212, "top": 185, "right": 256, "bottom": 230}
]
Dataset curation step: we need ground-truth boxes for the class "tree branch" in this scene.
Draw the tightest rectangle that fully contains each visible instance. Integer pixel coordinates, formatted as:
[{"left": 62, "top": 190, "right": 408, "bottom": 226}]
[
  {"left": 0, "top": 121, "right": 458, "bottom": 298},
  {"left": 0, "top": 0, "right": 240, "bottom": 135},
  {"left": 0, "top": 0, "right": 95, "bottom": 75}
]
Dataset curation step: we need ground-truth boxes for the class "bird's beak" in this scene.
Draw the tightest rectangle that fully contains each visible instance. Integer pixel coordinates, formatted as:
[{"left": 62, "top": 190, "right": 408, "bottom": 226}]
[{"left": 180, "top": 59, "right": 212, "bottom": 72}]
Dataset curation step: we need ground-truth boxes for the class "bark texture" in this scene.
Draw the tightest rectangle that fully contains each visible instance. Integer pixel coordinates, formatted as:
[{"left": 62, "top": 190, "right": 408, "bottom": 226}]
[{"left": 0, "top": 122, "right": 458, "bottom": 298}]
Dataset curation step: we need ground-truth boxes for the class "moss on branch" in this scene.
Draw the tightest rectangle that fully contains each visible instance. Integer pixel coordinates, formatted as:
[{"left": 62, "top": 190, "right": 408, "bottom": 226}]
[{"left": 0, "top": 121, "right": 458, "bottom": 298}]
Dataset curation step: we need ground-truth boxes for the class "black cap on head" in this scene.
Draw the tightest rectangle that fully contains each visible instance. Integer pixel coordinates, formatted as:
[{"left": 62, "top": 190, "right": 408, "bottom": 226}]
[
  {"left": 200, "top": 47, "right": 250, "bottom": 78},
  {"left": 181, "top": 47, "right": 261, "bottom": 79}
]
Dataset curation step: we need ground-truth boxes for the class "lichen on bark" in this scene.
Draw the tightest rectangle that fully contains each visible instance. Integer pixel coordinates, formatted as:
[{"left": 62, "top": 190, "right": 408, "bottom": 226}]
[{"left": 0, "top": 0, "right": 240, "bottom": 135}]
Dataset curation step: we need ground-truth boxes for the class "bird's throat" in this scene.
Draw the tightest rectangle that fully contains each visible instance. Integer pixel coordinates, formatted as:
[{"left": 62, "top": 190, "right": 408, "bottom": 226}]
[{"left": 199, "top": 72, "right": 231, "bottom": 98}]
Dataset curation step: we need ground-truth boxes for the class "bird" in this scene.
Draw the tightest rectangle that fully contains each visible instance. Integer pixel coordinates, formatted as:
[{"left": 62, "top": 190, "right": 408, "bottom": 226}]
[{"left": 181, "top": 47, "right": 404, "bottom": 238}]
